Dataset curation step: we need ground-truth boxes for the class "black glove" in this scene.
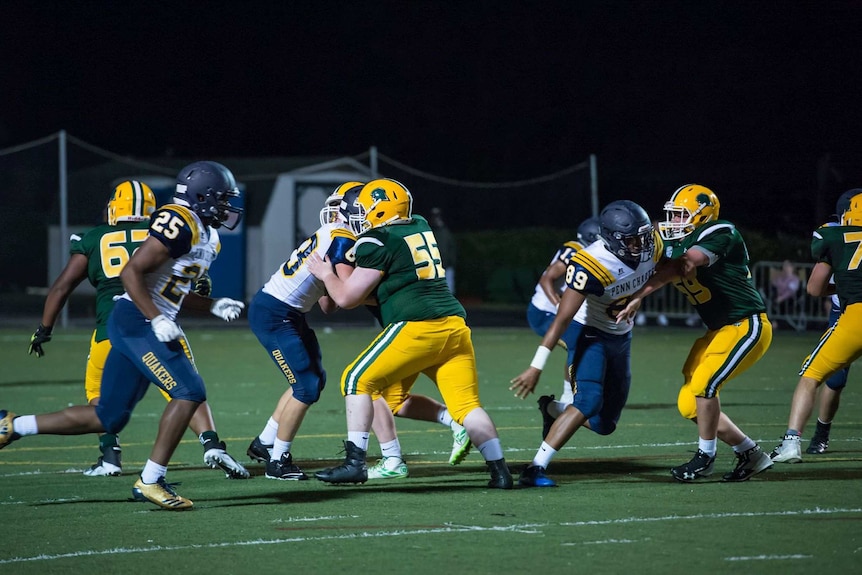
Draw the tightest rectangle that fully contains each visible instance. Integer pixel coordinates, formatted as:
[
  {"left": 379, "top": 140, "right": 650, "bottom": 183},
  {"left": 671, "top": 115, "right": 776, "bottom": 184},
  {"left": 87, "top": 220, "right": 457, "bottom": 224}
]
[
  {"left": 192, "top": 272, "right": 213, "bottom": 297},
  {"left": 29, "top": 324, "right": 53, "bottom": 357}
]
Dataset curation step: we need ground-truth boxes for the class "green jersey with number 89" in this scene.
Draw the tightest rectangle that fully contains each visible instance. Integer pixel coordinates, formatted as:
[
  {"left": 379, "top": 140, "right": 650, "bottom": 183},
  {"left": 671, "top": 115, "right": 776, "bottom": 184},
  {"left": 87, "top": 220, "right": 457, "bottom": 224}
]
[
  {"left": 354, "top": 214, "right": 465, "bottom": 325},
  {"left": 69, "top": 221, "right": 150, "bottom": 341}
]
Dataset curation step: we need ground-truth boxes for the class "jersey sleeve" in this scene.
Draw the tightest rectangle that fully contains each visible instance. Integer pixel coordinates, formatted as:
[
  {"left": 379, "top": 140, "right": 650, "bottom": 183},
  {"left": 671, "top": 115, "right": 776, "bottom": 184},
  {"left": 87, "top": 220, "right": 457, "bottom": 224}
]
[
  {"left": 566, "top": 251, "right": 610, "bottom": 296},
  {"left": 354, "top": 235, "right": 390, "bottom": 271},
  {"left": 327, "top": 227, "right": 357, "bottom": 266},
  {"left": 69, "top": 232, "right": 86, "bottom": 256},
  {"left": 810, "top": 225, "right": 830, "bottom": 263},
  {"left": 148, "top": 206, "right": 195, "bottom": 258},
  {"left": 691, "top": 224, "right": 735, "bottom": 259}
]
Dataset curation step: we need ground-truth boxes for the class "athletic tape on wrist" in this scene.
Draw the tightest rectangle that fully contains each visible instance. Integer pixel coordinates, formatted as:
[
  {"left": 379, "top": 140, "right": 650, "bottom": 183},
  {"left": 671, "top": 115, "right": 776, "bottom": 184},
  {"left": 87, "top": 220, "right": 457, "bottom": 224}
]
[{"left": 530, "top": 346, "right": 552, "bottom": 370}]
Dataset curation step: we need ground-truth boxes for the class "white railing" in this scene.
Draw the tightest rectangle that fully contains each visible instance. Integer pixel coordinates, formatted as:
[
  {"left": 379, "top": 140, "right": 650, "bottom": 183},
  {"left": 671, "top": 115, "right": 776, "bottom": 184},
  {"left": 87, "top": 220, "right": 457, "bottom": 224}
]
[{"left": 637, "top": 260, "right": 829, "bottom": 331}]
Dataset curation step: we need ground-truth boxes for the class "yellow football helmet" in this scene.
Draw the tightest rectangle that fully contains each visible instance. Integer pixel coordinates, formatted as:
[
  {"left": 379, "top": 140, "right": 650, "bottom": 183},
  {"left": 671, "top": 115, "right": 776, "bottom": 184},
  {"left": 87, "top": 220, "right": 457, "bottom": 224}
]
[
  {"left": 658, "top": 184, "right": 720, "bottom": 241},
  {"left": 840, "top": 191, "right": 862, "bottom": 226},
  {"left": 320, "top": 181, "right": 364, "bottom": 226},
  {"left": 107, "top": 180, "right": 156, "bottom": 225},
  {"left": 350, "top": 178, "right": 413, "bottom": 235}
]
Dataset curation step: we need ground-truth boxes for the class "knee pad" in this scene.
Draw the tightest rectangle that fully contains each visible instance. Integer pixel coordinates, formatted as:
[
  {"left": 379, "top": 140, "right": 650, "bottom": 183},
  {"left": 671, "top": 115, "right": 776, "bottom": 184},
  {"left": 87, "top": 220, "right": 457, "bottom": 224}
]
[
  {"left": 291, "top": 373, "right": 326, "bottom": 405},
  {"left": 96, "top": 404, "right": 133, "bottom": 435},
  {"left": 677, "top": 386, "right": 698, "bottom": 420},
  {"left": 588, "top": 417, "right": 616, "bottom": 436},
  {"left": 824, "top": 367, "right": 848, "bottom": 391},
  {"left": 572, "top": 381, "right": 603, "bottom": 420}
]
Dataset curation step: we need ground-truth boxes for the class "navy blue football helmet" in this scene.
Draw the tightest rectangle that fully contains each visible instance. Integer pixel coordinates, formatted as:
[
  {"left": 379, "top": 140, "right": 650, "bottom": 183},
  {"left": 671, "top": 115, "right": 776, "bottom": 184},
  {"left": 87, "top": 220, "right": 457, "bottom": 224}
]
[
  {"left": 577, "top": 216, "right": 601, "bottom": 246},
  {"left": 174, "top": 161, "right": 243, "bottom": 229},
  {"left": 599, "top": 200, "right": 654, "bottom": 268}
]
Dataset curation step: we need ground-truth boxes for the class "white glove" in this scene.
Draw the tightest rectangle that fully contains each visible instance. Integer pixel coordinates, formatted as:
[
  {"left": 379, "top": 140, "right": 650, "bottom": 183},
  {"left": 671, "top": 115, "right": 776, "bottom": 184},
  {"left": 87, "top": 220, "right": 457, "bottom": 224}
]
[
  {"left": 210, "top": 298, "right": 245, "bottom": 322},
  {"left": 151, "top": 314, "right": 182, "bottom": 342}
]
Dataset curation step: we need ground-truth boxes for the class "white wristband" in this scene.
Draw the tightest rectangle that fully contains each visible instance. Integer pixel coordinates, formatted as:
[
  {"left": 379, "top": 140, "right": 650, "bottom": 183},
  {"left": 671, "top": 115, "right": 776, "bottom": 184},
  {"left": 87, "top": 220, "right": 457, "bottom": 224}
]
[{"left": 530, "top": 345, "right": 552, "bottom": 370}]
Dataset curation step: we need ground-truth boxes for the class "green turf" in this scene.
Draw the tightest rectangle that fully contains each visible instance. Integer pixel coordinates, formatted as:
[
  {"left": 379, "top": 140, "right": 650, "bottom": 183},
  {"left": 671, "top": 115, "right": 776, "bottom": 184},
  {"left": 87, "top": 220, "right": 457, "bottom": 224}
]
[{"left": 0, "top": 325, "right": 859, "bottom": 574}]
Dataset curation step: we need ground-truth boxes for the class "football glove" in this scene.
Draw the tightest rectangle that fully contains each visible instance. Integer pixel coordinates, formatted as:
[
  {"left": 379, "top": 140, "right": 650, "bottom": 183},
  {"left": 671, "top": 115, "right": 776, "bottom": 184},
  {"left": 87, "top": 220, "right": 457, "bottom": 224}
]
[
  {"left": 192, "top": 272, "right": 212, "bottom": 297},
  {"left": 28, "top": 324, "right": 53, "bottom": 357},
  {"left": 210, "top": 298, "right": 245, "bottom": 322},
  {"left": 151, "top": 314, "right": 182, "bottom": 342}
]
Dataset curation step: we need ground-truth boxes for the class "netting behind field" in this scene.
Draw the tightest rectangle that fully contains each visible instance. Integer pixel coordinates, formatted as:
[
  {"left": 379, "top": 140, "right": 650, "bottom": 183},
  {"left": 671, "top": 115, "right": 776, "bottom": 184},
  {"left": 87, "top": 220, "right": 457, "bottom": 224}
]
[{"left": 0, "top": 133, "right": 596, "bottom": 293}]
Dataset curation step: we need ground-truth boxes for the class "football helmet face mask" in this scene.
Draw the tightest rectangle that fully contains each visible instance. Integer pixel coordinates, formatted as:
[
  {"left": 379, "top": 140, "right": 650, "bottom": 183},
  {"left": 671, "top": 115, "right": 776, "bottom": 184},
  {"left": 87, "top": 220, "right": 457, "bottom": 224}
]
[
  {"left": 107, "top": 180, "right": 156, "bottom": 225},
  {"left": 659, "top": 184, "right": 720, "bottom": 241},
  {"left": 350, "top": 178, "right": 413, "bottom": 235},
  {"left": 840, "top": 191, "right": 862, "bottom": 226},
  {"left": 577, "top": 216, "right": 601, "bottom": 246},
  {"left": 320, "top": 181, "right": 364, "bottom": 226},
  {"left": 174, "top": 161, "right": 243, "bottom": 229},
  {"left": 600, "top": 200, "right": 655, "bottom": 268}
]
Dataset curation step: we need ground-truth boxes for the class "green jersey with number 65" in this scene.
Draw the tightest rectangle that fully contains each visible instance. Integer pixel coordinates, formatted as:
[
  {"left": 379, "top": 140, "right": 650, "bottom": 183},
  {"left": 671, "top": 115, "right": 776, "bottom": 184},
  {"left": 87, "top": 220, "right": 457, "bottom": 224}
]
[
  {"left": 811, "top": 223, "right": 862, "bottom": 309},
  {"left": 665, "top": 220, "right": 765, "bottom": 331},
  {"left": 354, "top": 214, "right": 465, "bottom": 325},
  {"left": 69, "top": 220, "right": 150, "bottom": 341}
]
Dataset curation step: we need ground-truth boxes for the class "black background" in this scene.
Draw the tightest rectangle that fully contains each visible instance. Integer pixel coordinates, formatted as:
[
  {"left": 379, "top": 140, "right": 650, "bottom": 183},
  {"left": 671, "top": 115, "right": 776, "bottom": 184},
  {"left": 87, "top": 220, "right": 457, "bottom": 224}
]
[{"left": 2, "top": 0, "right": 862, "bottom": 234}]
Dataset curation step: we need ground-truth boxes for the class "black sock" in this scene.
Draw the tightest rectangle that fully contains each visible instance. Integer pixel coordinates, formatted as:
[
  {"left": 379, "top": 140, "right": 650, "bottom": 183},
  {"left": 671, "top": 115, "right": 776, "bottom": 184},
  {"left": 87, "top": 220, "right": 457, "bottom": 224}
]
[
  {"left": 199, "top": 430, "right": 221, "bottom": 451},
  {"left": 814, "top": 420, "right": 832, "bottom": 438}
]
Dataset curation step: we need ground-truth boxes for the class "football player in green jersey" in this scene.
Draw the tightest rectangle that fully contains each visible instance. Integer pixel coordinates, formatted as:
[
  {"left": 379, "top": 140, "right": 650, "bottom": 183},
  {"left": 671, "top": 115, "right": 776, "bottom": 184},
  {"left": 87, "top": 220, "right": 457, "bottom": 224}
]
[
  {"left": 617, "top": 184, "right": 774, "bottom": 482},
  {"left": 306, "top": 178, "right": 513, "bottom": 489},
  {"left": 17, "top": 179, "right": 248, "bottom": 480},
  {"left": 770, "top": 190, "right": 862, "bottom": 462}
]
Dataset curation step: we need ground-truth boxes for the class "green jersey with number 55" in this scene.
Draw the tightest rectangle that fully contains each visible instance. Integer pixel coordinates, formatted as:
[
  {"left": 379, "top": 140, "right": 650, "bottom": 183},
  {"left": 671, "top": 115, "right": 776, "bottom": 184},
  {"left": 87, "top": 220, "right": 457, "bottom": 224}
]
[
  {"left": 69, "top": 220, "right": 151, "bottom": 341},
  {"left": 665, "top": 220, "right": 765, "bottom": 330},
  {"left": 811, "top": 223, "right": 862, "bottom": 309},
  {"left": 354, "top": 214, "right": 465, "bottom": 325}
]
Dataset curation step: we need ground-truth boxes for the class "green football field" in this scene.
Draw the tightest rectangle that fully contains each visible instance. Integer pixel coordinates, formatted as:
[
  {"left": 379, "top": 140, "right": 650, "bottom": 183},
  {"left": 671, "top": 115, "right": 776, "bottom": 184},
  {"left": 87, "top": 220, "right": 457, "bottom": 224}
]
[{"left": 0, "top": 325, "right": 859, "bottom": 574}]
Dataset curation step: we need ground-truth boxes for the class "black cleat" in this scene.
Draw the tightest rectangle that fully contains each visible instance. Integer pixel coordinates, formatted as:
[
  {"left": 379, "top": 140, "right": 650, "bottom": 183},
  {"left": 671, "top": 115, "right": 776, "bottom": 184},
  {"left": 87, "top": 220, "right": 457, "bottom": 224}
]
[
  {"left": 265, "top": 452, "right": 308, "bottom": 480},
  {"left": 247, "top": 437, "right": 273, "bottom": 463},
  {"left": 671, "top": 449, "right": 715, "bottom": 482},
  {"left": 537, "top": 395, "right": 556, "bottom": 440},
  {"left": 806, "top": 435, "right": 829, "bottom": 455},
  {"left": 315, "top": 441, "right": 368, "bottom": 484},
  {"left": 486, "top": 458, "right": 514, "bottom": 489}
]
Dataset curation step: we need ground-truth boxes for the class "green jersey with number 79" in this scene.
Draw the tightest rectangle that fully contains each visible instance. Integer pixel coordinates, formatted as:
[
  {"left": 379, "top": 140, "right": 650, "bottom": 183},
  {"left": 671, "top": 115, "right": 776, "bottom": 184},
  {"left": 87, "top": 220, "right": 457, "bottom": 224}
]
[{"left": 665, "top": 220, "right": 765, "bottom": 331}]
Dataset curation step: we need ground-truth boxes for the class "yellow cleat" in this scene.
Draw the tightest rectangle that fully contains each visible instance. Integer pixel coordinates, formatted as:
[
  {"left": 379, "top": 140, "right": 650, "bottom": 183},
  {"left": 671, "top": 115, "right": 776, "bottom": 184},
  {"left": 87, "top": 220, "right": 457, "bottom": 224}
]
[{"left": 132, "top": 477, "right": 194, "bottom": 510}]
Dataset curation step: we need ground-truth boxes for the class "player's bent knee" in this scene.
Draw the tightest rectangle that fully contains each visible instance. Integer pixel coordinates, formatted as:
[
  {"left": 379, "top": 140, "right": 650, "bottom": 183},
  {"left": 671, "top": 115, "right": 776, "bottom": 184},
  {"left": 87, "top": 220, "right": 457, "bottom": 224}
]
[
  {"left": 677, "top": 391, "right": 698, "bottom": 420},
  {"left": 97, "top": 407, "right": 132, "bottom": 434},
  {"left": 589, "top": 419, "right": 616, "bottom": 435}
]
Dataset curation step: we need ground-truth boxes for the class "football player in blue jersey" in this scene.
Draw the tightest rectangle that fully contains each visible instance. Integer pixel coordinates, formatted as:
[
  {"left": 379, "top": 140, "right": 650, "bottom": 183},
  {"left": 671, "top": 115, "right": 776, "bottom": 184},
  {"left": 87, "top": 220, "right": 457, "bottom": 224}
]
[
  {"left": 527, "top": 216, "right": 601, "bottom": 438},
  {"left": 511, "top": 201, "right": 659, "bottom": 487},
  {"left": 1, "top": 161, "right": 247, "bottom": 510},
  {"left": 23, "top": 180, "right": 247, "bottom": 480}
]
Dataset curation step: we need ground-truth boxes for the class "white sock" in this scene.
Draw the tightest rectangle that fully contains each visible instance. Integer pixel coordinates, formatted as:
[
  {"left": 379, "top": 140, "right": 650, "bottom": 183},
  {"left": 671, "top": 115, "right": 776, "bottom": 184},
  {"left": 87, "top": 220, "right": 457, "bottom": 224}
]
[
  {"left": 698, "top": 437, "right": 717, "bottom": 457},
  {"left": 532, "top": 441, "right": 557, "bottom": 468},
  {"left": 259, "top": 417, "right": 279, "bottom": 445},
  {"left": 272, "top": 438, "right": 291, "bottom": 461},
  {"left": 13, "top": 415, "right": 38, "bottom": 436},
  {"left": 548, "top": 401, "right": 567, "bottom": 419},
  {"left": 437, "top": 408, "right": 454, "bottom": 428},
  {"left": 477, "top": 438, "right": 504, "bottom": 461},
  {"left": 733, "top": 436, "right": 756, "bottom": 453},
  {"left": 560, "top": 380, "right": 574, "bottom": 404},
  {"left": 347, "top": 431, "right": 370, "bottom": 451},
  {"left": 141, "top": 459, "right": 167, "bottom": 484},
  {"left": 379, "top": 438, "right": 402, "bottom": 460}
]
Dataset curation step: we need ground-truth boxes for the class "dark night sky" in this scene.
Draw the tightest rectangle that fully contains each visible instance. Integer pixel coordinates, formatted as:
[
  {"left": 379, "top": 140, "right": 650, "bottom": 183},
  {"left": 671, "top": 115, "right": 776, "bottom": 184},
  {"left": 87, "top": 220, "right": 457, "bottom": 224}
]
[{"left": 2, "top": 1, "right": 862, "bottom": 230}]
